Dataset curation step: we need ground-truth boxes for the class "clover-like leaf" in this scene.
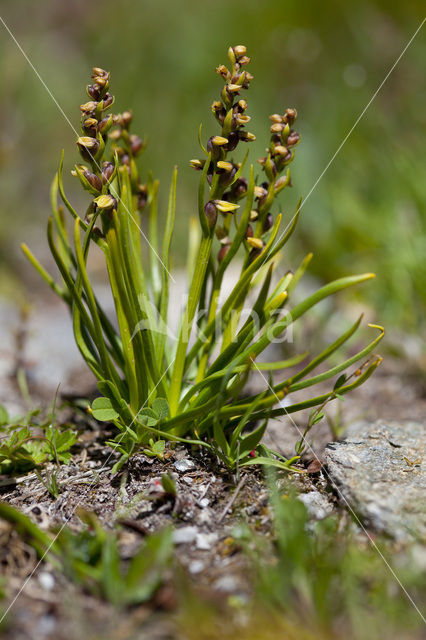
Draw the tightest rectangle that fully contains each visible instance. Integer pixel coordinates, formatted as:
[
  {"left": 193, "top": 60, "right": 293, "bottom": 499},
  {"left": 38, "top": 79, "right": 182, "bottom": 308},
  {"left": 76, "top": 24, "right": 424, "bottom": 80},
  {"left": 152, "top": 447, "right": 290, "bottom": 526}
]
[
  {"left": 91, "top": 397, "right": 119, "bottom": 422},
  {"left": 152, "top": 398, "right": 170, "bottom": 420}
]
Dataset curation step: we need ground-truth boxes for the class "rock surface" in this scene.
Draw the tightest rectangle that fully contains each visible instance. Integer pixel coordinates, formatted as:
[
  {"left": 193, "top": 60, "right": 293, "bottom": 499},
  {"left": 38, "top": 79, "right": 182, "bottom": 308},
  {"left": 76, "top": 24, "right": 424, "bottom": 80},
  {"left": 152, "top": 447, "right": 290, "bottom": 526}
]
[{"left": 325, "top": 420, "right": 425, "bottom": 542}]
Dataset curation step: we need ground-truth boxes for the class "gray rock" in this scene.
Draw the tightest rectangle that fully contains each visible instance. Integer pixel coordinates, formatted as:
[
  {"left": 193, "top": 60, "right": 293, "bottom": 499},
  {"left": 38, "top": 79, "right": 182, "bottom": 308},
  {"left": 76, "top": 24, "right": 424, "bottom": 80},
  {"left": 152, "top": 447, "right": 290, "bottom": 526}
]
[{"left": 325, "top": 420, "right": 425, "bottom": 542}]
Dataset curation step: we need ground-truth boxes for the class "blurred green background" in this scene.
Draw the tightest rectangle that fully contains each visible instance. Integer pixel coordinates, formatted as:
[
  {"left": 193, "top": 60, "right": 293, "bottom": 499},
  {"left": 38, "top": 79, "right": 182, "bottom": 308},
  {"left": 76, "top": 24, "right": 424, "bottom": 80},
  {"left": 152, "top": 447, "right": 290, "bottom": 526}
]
[{"left": 1, "top": 0, "right": 425, "bottom": 336}]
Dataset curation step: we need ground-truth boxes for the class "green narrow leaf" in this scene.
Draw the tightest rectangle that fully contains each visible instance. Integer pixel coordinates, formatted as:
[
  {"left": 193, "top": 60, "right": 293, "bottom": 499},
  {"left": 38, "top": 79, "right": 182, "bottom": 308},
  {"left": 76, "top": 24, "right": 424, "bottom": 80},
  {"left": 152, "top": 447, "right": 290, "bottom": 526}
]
[{"left": 334, "top": 374, "right": 347, "bottom": 390}]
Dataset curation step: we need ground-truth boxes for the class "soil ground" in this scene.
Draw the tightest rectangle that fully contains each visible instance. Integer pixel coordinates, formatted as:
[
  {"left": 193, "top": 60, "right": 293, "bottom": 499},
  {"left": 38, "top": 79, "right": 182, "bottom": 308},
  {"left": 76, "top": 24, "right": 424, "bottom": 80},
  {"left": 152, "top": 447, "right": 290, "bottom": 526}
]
[
  {"left": 0, "top": 356, "right": 425, "bottom": 639},
  {"left": 0, "top": 292, "right": 425, "bottom": 639}
]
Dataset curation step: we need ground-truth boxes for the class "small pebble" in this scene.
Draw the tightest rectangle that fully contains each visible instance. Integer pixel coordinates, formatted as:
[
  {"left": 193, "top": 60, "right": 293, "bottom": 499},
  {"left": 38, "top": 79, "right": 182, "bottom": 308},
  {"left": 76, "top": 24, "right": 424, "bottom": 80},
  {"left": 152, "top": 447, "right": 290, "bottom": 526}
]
[
  {"left": 188, "top": 560, "right": 205, "bottom": 574},
  {"left": 174, "top": 459, "right": 195, "bottom": 472},
  {"left": 196, "top": 508, "right": 213, "bottom": 525},
  {"left": 38, "top": 571, "right": 55, "bottom": 591},
  {"left": 196, "top": 532, "right": 218, "bottom": 550},
  {"left": 213, "top": 575, "right": 240, "bottom": 593},
  {"left": 298, "top": 491, "right": 333, "bottom": 521},
  {"left": 173, "top": 526, "right": 198, "bottom": 544}
]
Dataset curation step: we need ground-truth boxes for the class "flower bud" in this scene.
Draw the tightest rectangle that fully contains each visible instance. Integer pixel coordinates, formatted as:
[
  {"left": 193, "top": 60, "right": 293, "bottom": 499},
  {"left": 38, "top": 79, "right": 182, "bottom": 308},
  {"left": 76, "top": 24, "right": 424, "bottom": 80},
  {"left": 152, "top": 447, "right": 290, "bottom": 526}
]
[
  {"left": 274, "top": 145, "right": 289, "bottom": 156},
  {"left": 270, "top": 114, "right": 283, "bottom": 123},
  {"left": 130, "top": 134, "right": 143, "bottom": 155},
  {"left": 238, "top": 99, "right": 248, "bottom": 111},
  {"left": 235, "top": 114, "right": 251, "bottom": 126},
  {"left": 73, "top": 164, "right": 102, "bottom": 195},
  {"left": 93, "top": 75, "right": 108, "bottom": 88},
  {"left": 285, "top": 108, "right": 297, "bottom": 124},
  {"left": 245, "top": 224, "right": 253, "bottom": 238},
  {"left": 249, "top": 247, "right": 263, "bottom": 262},
  {"left": 83, "top": 118, "right": 98, "bottom": 135},
  {"left": 121, "top": 110, "right": 133, "bottom": 127},
  {"left": 77, "top": 136, "right": 100, "bottom": 161},
  {"left": 71, "top": 164, "right": 87, "bottom": 176},
  {"left": 84, "top": 170, "right": 102, "bottom": 192},
  {"left": 247, "top": 237, "right": 263, "bottom": 250},
  {"left": 87, "top": 85, "right": 100, "bottom": 100},
  {"left": 233, "top": 45, "right": 247, "bottom": 59},
  {"left": 207, "top": 135, "right": 228, "bottom": 160},
  {"left": 98, "top": 114, "right": 113, "bottom": 134},
  {"left": 242, "top": 72, "right": 253, "bottom": 88},
  {"left": 233, "top": 177, "right": 248, "bottom": 197},
  {"left": 137, "top": 185, "right": 148, "bottom": 210},
  {"left": 238, "top": 56, "right": 251, "bottom": 66},
  {"left": 218, "top": 243, "right": 231, "bottom": 263},
  {"left": 239, "top": 131, "right": 256, "bottom": 142},
  {"left": 101, "top": 161, "right": 115, "bottom": 184},
  {"left": 94, "top": 194, "right": 116, "bottom": 210},
  {"left": 92, "top": 67, "right": 109, "bottom": 79},
  {"left": 109, "top": 128, "right": 122, "bottom": 141},
  {"left": 250, "top": 210, "right": 259, "bottom": 221},
  {"left": 286, "top": 131, "right": 301, "bottom": 147},
  {"left": 190, "top": 159, "right": 205, "bottom": 170},
  {"left": 217, "top": 160, "right": 233, "bottom": 172},
  {"left": 254, "top": 186, "right": 268, "bottom": 199},
  {"left": 209, "top": 135, "right": 228, "bottom": 148},
  {"left": 213, "top": 200, "right": 239, "bottom": 214},
  {"left": 271, "top": 123, "right": 284, "bottom": 134},
  {"left": 274, "top": 172, "right": 291, "bottom": 193},
  {"left": 212, "top": 102, "right": 226, "bottom": 124},
  {"left": 101, "top": 93, "right": 113, "bottom": 108},
  {"left": 226, "top": 83, "right": 241, "bottom": 94},
  {"left": 204, "top": 201, "right": 218, "bottom": 229},
  {"left": 225, "top": 132, "right": 239, "bottom": 151},
  {"left": 80, "top": 101, "right": 98, "bottom": 115},
  {"left": 216, "top": 65, "right": 230, "bottom": 79}
]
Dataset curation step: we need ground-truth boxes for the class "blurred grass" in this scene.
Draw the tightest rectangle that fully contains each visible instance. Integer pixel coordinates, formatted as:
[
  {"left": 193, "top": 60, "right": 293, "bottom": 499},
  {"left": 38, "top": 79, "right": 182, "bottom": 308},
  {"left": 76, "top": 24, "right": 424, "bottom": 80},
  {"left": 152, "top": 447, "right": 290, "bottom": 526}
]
[{"left": 0, "top": 0, "right": 425, "bottom": 332}]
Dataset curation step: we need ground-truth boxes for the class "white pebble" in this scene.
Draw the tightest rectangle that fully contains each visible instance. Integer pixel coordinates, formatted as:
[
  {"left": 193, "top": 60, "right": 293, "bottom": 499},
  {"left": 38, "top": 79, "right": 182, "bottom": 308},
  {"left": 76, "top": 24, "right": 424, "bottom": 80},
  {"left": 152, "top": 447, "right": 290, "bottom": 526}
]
[
  {"left": 38, "top": 571, "right": 55, "bottom": 591},
  {"left": 173, "top": 526, "right": 198, "bottom": 544},
  {"left": 174, "top": 459, "right": 195, "bottom": 472},
  {"left": 196, "top": 532, "right": 218, "bottom": 550},
  {"left": 188, "top": 560, "right": 205, "bottom": 574}
]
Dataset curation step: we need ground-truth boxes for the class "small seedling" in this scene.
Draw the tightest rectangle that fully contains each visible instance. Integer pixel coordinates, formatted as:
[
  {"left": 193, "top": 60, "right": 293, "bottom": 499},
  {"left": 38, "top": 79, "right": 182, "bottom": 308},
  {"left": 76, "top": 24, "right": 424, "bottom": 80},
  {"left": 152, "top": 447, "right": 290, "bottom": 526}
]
[
  {"left": 0, "top": 502, "right": 173, "bottom": 607},
  {"left": 0, "top": 404, "right": 76, "bottom": 474},
  {"left": 35, "top": 468, "right": 61, "bottom": 499}
]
